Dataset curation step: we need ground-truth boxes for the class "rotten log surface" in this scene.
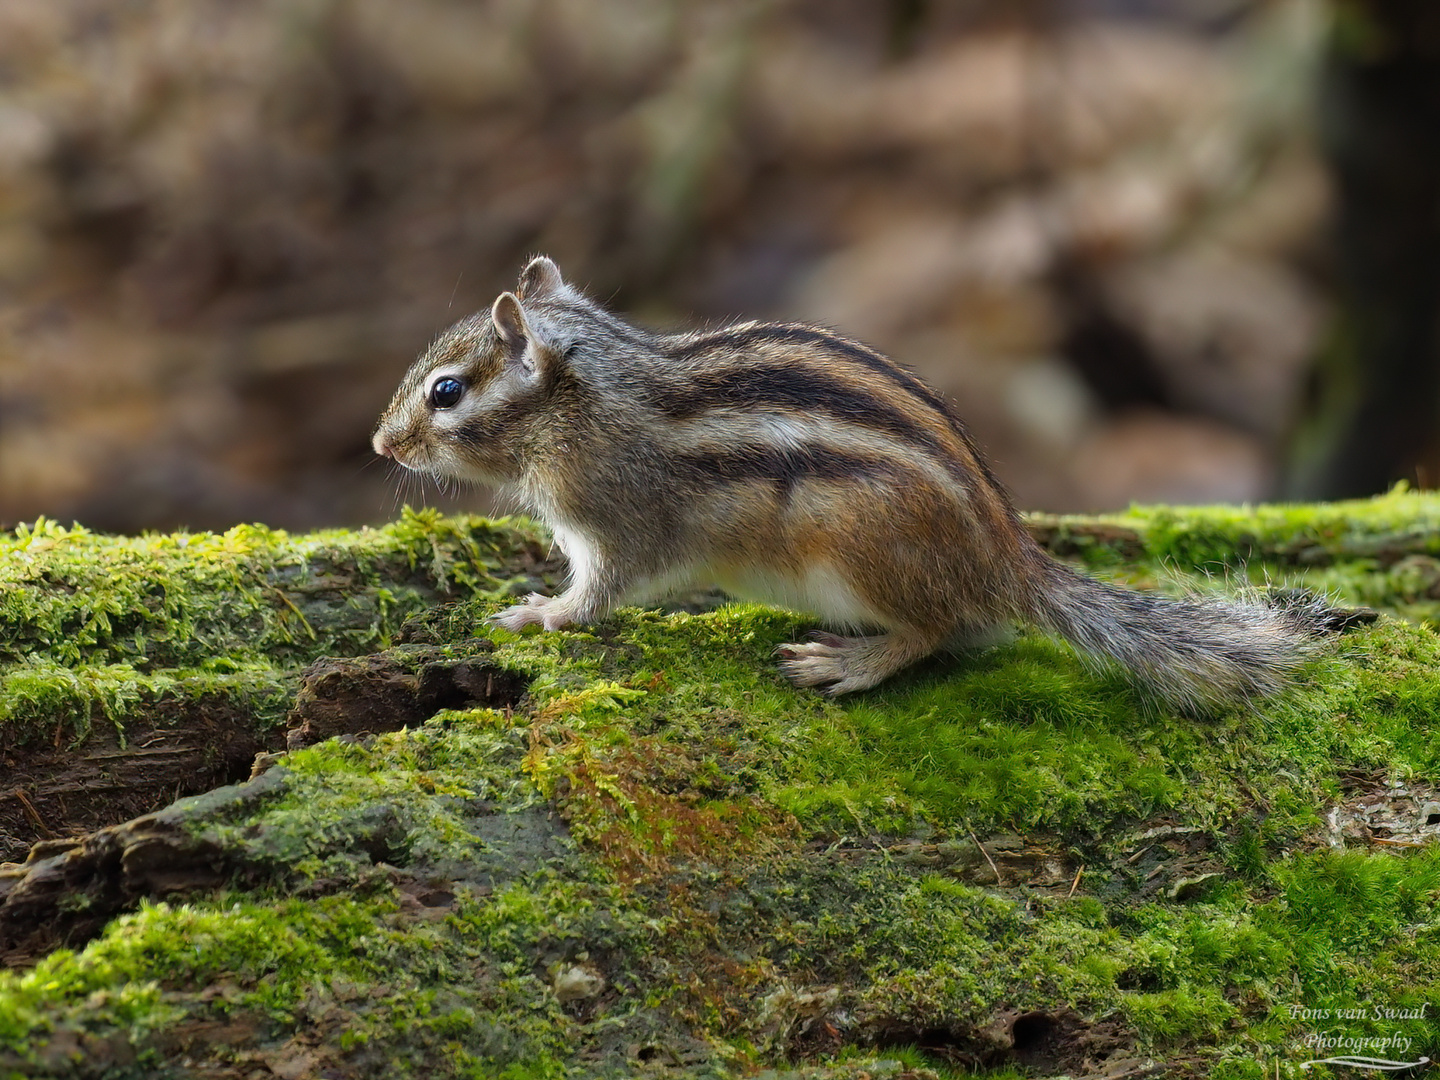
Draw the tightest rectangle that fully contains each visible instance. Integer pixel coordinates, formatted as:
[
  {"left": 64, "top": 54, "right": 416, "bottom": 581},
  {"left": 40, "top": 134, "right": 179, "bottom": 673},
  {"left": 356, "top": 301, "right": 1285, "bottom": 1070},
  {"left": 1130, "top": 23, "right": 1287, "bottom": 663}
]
[{"left": 0, "top": 645, "right": 528, "bottom": 963}]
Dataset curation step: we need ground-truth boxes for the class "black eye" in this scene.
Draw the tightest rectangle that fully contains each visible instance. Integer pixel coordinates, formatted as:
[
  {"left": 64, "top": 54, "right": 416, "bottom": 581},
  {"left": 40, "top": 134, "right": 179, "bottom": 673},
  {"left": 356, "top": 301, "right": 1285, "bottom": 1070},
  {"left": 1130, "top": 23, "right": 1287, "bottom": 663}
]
[{"left": 429, "top": 377, "right": 465, "bottom": 409}]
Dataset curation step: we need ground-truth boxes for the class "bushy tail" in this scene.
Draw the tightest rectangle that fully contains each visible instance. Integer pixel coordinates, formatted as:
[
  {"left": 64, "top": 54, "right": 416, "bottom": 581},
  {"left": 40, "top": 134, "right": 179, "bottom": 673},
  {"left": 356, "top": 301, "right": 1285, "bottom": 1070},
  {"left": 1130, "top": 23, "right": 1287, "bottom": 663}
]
[{"left": 1026, "top": 561, "right": 1346, "bottom": 711}]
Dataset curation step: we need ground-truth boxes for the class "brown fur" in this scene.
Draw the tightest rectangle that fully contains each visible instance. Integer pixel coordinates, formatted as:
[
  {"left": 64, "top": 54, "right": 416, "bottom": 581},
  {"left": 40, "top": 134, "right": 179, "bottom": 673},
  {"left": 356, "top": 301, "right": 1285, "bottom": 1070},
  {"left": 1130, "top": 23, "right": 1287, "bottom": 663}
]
[{"left": 374, "top": 257, "right": 1336, "bottom": 706}]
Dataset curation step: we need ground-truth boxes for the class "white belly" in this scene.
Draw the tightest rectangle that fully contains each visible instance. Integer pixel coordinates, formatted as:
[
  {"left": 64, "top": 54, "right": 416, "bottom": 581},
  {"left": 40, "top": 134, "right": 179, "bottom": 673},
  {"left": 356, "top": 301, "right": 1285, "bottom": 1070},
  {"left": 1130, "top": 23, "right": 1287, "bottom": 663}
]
[{"left": 712, "top": 562, "right": 885, "bottom": 630}]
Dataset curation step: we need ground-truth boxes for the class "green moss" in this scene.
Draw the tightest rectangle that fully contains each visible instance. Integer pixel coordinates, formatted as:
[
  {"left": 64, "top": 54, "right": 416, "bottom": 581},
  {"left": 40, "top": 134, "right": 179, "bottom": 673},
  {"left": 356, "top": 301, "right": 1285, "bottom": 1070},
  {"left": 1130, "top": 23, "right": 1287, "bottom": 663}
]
[
  {"left": 0, "top": 658, "right": 289, "bottom": 745},
  {"left": 6, "top": 494, "right": 1440, "bottom": 1076},
  {"left": 11, "top": 842, "right": 1435, "bottom": 1076},
  {"left": 462, "top": 606, "right": 1440, "bottom": 850},
  {"left": 1042, "top": 484, "right": 1440, "bottom": 571},
  {"left": 0, "top": 509, "right": 555, "bottom": 747},
  {"left": 201, "top": 708, "right": 559, "bottom": 883},
  {"left": 0, "top": 883, "right": 630, "bottom": 1078}
]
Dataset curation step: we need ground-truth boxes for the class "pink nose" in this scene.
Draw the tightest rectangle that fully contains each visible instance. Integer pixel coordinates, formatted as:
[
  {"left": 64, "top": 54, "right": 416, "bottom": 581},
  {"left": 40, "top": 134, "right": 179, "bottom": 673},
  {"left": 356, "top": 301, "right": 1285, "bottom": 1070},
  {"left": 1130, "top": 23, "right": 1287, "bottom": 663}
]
[{"left": 373, "top": 433, "right": 394, "bottom": 459}]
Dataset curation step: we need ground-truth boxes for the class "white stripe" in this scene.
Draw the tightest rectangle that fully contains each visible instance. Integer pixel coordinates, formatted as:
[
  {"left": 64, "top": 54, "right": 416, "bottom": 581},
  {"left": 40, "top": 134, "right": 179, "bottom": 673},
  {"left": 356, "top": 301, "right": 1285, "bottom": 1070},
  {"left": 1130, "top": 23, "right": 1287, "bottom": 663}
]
[{"left": 661, "top": 410, "right": 966, "bottom": 497}]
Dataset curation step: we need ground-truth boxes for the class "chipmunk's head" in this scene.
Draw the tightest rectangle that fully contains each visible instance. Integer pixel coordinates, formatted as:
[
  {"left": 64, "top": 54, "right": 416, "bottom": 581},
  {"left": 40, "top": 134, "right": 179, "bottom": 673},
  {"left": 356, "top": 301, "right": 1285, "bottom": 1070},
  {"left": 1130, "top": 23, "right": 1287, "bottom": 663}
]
[{"left": 373, "top": 256, "right": 575, "bottom": 484}]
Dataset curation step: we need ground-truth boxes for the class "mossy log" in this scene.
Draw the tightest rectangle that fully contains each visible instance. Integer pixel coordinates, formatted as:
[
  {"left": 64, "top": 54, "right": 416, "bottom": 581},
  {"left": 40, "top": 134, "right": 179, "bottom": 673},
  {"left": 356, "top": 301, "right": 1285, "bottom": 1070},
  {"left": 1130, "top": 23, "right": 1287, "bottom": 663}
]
[
  {"left": 0, "top": 513, "right": 562, "bottom": 864},
  {"left": 2, "top": 494, "right": 1440, "bottom": 1078}
]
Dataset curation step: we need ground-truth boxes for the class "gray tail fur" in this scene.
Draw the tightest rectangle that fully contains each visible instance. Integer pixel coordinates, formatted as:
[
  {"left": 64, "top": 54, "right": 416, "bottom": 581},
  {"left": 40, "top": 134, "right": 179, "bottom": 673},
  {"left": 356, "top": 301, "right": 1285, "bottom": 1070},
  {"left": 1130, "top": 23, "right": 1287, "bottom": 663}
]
[{"left": 1026, "top": 560, "right": 1341, "bottom": 711}]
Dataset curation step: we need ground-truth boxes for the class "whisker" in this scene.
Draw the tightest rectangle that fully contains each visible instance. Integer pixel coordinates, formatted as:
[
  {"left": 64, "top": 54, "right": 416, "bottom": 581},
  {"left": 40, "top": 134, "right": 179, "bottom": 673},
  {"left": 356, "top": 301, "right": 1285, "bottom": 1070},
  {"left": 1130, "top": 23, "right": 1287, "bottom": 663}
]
[{"left": 392, "top": 466, "right": 410, "bottom": 515}]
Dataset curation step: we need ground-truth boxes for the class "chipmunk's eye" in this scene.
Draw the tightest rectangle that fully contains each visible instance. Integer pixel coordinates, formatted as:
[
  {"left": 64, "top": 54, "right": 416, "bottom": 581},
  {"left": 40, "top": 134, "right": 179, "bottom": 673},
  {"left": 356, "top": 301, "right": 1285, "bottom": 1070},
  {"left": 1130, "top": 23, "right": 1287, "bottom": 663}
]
[{"left": 429, "top": 377, "right": 465, "bottom": 409}]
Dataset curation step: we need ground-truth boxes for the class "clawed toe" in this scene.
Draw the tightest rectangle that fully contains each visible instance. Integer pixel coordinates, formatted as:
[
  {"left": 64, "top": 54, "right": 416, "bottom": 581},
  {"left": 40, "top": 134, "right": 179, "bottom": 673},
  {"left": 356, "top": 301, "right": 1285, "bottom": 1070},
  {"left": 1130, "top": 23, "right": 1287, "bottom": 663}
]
[
  {"left": 488, "top": 593, "right": 575, "bottom": 632},
  {"left": 489, "top": 604, "right": 543, "bottom": 632},
  {"left": 776, "top": 629, "right": 940, "bottom": 695},
  {"left": 776, "top": 640, "right": 848, "bottom": 689}
]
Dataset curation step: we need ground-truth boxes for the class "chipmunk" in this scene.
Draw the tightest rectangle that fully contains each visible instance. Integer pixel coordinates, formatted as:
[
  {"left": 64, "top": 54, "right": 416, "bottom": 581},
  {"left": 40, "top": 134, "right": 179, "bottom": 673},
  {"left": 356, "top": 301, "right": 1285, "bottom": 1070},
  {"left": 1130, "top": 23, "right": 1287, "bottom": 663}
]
[{"left": 374, "top": 256, "right": 1340, "bottom": 708}]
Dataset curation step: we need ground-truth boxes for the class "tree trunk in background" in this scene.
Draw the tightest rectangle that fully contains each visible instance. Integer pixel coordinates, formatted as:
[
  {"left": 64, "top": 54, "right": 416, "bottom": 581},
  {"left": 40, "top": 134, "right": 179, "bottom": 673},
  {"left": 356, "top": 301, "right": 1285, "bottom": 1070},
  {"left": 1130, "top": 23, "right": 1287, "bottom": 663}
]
[{"left": 1286, "top": 1, "right": 1440, "bottom": 499}]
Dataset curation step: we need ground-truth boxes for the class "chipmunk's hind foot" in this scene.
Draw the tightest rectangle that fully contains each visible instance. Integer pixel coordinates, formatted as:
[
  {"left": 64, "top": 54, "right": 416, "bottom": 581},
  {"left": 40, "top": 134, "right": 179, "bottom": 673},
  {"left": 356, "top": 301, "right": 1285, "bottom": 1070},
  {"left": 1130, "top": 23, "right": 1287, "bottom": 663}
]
[{"left": 777, "top": 629, "right": 943, "bottom": 695}]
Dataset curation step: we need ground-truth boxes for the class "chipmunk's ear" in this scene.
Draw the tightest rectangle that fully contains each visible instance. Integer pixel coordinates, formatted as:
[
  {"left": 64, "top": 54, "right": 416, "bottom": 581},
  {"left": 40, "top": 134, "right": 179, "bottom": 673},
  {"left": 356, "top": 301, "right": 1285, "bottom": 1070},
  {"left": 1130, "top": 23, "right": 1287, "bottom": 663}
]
[
  {"left": 492, "top": 292, "right": 559, "bottom": 379},
  {"left": 517, "top": 256, "right": 564, "bottom": 301}
]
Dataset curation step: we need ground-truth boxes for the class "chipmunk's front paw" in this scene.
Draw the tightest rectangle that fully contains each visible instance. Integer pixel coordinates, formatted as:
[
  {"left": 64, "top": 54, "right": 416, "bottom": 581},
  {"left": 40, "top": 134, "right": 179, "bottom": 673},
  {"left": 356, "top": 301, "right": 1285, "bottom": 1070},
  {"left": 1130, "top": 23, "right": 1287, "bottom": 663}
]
[{"left": 489, "top": 594, "right": 575, "bottom": 632}]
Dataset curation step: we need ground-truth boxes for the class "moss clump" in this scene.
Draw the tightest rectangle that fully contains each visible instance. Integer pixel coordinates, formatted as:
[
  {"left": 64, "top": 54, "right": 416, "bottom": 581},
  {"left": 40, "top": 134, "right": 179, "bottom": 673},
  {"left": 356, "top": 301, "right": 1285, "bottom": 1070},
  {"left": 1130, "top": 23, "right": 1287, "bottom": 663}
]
[
  {"left": 0, "top": 509, "right": 556, "bottom": 748},
  {"left": 203, "top": 708, "right": 561, "bottom": 884},
  {"left": 465, "top": 603, "right": 1435, "bottom": 848},
  {"left": 1033, "top": 483, "right": 1440, "bottom": 571},
  {"left": 7, "top": 737, "right": 1438, "bottom": 1077},
  {"left": 4, "top": 493, "right": 1440, "bottom": 1077}
]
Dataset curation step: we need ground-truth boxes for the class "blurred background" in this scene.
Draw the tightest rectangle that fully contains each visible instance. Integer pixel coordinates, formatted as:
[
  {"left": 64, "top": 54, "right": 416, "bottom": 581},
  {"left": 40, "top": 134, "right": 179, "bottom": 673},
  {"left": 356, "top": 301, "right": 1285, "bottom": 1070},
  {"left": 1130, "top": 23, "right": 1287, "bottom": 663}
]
[{"left": 1, "top": 0, "right": 1437, "bottom": 533}]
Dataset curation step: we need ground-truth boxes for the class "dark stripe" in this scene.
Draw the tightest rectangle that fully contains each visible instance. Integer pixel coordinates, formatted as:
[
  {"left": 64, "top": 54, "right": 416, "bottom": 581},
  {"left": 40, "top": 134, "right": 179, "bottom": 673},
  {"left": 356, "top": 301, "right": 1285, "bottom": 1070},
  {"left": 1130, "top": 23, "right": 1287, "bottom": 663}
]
[
  {"left": 715, "top": 323, "right": 1015, "bottom": 506},
  {"left": 671, "top": 323, "right": 957, "bottom": 421},
  {"left": 598, "top": 310, "right": 656, "bottom": 346},
  {"left": 672, "top": 444, "right": 907, "bottom": 506},
  {"left": 539, "top": 299, "right": 656, "bottom": 351},
  {"left": 642, "top": 364, "right": 968, "bottom": 485},
  {"left": 451, "top": 395, "right": 540, "bottom": 449}
]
